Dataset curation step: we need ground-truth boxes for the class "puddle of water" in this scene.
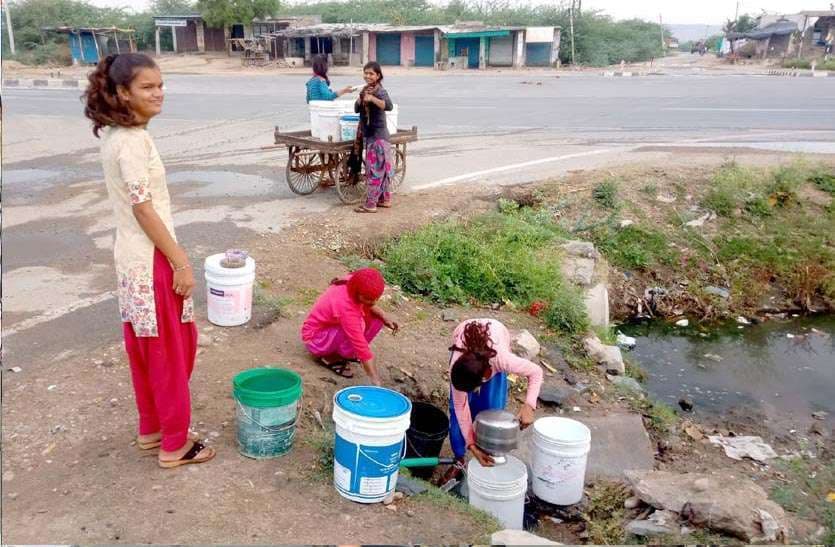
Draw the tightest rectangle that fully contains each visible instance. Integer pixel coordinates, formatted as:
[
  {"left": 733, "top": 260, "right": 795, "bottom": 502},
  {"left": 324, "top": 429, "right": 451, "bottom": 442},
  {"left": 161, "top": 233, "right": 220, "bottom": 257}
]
[
  {"left": 622, "top": 316, "right": 835, "bottom": 430},
  {"left": 168, "top": 170, "right": 278, "bottom": 198}
]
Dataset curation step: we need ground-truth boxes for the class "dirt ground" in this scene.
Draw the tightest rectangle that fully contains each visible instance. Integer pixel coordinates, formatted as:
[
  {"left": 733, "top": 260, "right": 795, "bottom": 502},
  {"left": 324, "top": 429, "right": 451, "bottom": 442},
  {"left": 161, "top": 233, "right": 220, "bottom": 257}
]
[{"left": 3, "top": 158, "right": 832, "bottom": 544}]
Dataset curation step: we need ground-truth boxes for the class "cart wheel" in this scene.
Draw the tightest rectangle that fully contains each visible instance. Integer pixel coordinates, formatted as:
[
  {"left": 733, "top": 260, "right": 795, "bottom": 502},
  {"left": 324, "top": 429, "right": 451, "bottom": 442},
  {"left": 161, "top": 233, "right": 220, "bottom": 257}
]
[
  {"left": 285, "top": 149, "right": 326, "bottom": 195},
  {"left": 335, "top": 155, "right": 367, "bottom": 205},
  {"left": 391, "top": 147, "right": 407, "bottom": 191}
]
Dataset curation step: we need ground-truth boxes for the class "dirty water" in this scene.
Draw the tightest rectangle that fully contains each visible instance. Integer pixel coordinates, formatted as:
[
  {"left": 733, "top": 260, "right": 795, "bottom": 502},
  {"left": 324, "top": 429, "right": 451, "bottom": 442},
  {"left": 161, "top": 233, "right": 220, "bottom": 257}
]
[
  {"left": 168, "top": 170, "right": 279, "bottom": 197},
  {"left": 622, "top": 316, "right": 835, "bottom": 432}
]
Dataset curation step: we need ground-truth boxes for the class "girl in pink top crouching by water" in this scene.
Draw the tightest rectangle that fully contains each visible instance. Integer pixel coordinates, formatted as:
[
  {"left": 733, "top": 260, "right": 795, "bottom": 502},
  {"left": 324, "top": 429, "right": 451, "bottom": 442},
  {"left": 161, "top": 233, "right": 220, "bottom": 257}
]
[
  {"left": 301, "top": 268, "right": 400, "bottom": 385},
  {"left": 446, "top": 319, "right": 544, "bottom": 478}
]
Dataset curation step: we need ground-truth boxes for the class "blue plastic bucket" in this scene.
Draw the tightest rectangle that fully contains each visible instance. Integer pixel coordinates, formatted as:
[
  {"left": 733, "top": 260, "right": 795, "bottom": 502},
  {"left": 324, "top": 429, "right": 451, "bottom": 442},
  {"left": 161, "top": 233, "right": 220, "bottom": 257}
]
[
  {"left": 340, "top": 114, "right": 360, "bottom": 142},
  {"left": 332, "top": 386, "right": 412, "bottom": 503}
]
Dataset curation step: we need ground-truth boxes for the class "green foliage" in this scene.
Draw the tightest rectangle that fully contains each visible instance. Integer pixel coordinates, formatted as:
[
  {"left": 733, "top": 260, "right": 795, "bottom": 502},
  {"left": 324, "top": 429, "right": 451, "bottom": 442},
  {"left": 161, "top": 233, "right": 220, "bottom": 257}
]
[
  {"left": 810, "top": 171, "right": 835, "bottom": 195},
  {"left": 582, "top": 482, "right": 631, "bottom": 544},
  {"left": 771, "top": 456, "right": 835, "bottom": 543},
  {"left": 197, "top": 0, "right": 279, "bottom": 28},
  {"left": 702, "top": 163, "right": 764, "bottom": 216},
  {"left": 782, "top": 58, "right": 812, "bottom": 69},
  {"left": 592, "top": 179, "right": 619, "bottom": 209},
  {"left": 381, "top": 208, "right": 589, "bottom": 333},
  {"left": 588, "top": 223, "right": 676, "bottom": 271}
]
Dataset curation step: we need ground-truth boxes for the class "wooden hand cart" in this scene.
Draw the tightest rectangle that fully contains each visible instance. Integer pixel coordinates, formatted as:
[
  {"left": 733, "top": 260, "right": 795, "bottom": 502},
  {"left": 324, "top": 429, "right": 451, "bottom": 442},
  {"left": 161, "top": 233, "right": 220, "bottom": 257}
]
[{"left": 273, "top": 126, "right": 418, "bottom": 204}]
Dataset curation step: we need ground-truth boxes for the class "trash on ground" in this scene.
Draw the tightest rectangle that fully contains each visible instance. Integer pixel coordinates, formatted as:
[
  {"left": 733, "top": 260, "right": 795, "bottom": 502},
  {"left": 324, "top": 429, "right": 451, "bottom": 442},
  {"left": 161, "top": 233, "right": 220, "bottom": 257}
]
[{"left": 708, "top": 435, "right": 778, "bottom": 462}]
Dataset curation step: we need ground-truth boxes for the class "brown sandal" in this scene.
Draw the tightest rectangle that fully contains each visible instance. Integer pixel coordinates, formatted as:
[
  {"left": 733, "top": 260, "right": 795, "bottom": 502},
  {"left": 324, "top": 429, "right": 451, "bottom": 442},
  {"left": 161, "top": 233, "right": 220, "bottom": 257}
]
[
  {"left": 158, "top": 441, "right": 215, "bottom": 469},
  {"left": 354, "top": 206, "right": 377, "bottom": 213},
  {"left": 377, "top": 201, "right": 392, "bottom": 208},
  {"left": 319, "top": 358, "right": 354, "bottom": 378}
]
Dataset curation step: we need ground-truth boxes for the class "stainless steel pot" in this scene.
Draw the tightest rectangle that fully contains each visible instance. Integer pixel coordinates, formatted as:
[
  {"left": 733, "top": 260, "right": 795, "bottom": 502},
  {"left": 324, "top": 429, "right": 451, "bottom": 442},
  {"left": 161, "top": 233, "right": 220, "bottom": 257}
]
[{"left": 474, "top": 409, "right": 519, "bottom": 461}]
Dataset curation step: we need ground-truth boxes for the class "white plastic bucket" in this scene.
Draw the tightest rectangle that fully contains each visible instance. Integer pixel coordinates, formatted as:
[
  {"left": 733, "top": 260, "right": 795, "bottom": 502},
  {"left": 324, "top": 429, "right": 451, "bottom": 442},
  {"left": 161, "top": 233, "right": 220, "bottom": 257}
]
[
  {"left": 530, "top": 417, "right": 591, "bottom": 505},
  {"left": 467, "top": 454, "right": 528, "bottom": 529},
  {"left": 386, "top": 104, "right": 399, "bottom": 135},
  {"left": 204, "top": 253, "right": 255, "bottom": 327},
  {"left": 340, "top": 114, "right": 360, "bottom": 142},
  {"left": 332, "top": 386, "right": 411, "bottom": 503},
  {"left": 309, "top": 100, "right": 353, "bottom": 139},
  {"left": 319, "top": 111, "right": 342, "bottom": 142}
]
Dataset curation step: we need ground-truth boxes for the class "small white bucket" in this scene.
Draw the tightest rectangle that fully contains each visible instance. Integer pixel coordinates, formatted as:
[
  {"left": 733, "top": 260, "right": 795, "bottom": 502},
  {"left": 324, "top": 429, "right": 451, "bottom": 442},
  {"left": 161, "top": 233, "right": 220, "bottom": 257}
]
[
  {"left": 340, "top": 114, "right": 360, "bottom": 142},
  {"left": 530, "top": 417, "right": 591, "bottom": 505},
  {"left": 467, "top": 454, "right": 528, "bottom": 529},
  {"left": 204, "top": 253, "right": 256, "bottom": 327}
]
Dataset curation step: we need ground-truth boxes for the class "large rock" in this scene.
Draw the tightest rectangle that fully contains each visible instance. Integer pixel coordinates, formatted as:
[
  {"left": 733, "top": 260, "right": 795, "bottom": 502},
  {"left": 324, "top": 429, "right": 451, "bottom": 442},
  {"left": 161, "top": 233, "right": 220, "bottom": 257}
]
[
  {"left": 609, "top": 375, "right": 644, "bottom": 394},
  {"left": 583, "top": 283, "right": 610, "bottom": 327},
  {"left": 625, "top": 470, "right": 788, "bottom": 541},
  {"left": 537, "top": 376, "right": 580, "bottom": 407},
  {"left": 561, "top": 240, "right": 599, "bottom": 259},
  {"left": 511, "top": 329, "right": 541, "bottom": 361},
  {"left": 561, "top": 256, "right": 596, "bottom": 287},
  {"left": 583, "top": 336, "right": 624, "bottom": 375},
  {"left": 625, "top": 510, "right": 679, "bottom": 537},
  {"left": 492, "top": 529, "right": 561, "bottom": 545}
]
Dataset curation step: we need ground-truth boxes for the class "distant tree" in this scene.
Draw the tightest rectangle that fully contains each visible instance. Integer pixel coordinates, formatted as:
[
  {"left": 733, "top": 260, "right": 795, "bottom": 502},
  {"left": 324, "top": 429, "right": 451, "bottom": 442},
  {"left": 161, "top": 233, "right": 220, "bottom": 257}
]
[
  {"left": 722, "top": 13, "right": 758, "bottom": 53},
  {"left": 150, "top": 0, "right": 197, "bottom": 15},
  {"left": 196, "top": 0, "right": 279, "bottom": 27}
]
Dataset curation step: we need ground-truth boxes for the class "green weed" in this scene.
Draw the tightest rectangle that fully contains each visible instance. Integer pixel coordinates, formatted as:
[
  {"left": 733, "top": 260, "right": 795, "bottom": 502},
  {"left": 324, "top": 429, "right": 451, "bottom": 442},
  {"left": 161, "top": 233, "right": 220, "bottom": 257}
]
[
  {"left": 381, "top": 208, "right": 588, "bottom": 333},
  {"left": 593, "top": 179, "right": 620, "bottom": 209},
  {"left": 253, "top": 286, "right": 288, "bottom": 317},
  {"left": 583, "top": 481, "right": 631, "bottom": 544},
  {"left": 771, "top": 456, "right": 835, "bottom": 543},
  {"left": 810, "top": 171, "right": 835, "bottom": 195},
  {"left": 588, "top": 223, "right": 677, "bottom": 271},
  {"left": 305, "top": 426, "right": 334, "bottom": 483}
]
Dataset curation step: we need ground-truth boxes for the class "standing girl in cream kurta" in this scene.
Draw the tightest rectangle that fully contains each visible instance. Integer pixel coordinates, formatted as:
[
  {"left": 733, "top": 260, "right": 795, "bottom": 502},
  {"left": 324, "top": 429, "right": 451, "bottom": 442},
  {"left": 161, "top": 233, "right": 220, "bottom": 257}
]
[{"left": 84, "top": 53, "right": 214, "bottom": 468}]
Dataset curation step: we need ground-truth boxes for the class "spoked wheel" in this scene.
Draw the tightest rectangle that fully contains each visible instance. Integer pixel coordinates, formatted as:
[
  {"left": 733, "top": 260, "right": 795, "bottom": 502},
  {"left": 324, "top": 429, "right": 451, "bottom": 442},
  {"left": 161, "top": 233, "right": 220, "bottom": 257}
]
[
  {"left": 285, "top": 149, "right": 328, "bottom": 195},
  {"left": 335, "top": 155, "right": 368, "bottom": 205},
  {"left": 391, "top": 147, "right": 407, "bottom": 191}
]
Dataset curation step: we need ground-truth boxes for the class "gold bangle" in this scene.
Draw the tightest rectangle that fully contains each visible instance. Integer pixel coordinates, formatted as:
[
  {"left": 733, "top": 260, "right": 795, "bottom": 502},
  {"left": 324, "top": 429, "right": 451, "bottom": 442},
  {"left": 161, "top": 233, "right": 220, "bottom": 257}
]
[{"left": 173, "top": 263, "right": 191, "bottom": 272}]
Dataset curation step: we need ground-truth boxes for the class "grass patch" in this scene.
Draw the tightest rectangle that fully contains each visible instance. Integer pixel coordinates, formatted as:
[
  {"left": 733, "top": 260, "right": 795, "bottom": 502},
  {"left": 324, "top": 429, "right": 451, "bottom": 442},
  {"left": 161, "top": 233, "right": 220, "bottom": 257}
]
[
  {"left": 253, "top": 284, "right": 289, "bottom": 316},
  {"left": 582, "top": 481, "right": 631, "bottom": 544},
  {"left": 400, "top": 472, "right": 500, "bottom": 542},
  {"left": 305, "top": 425, "right": 335, "bottom": 483},
  {"left": 628, "top": 398, "right": 679, "bottom": 436},
  {"left": 380, "top": 207, "right": 589, "bottom": 333},
  {"left": 771, "top": 456, "right": 835, "bottom": 544},
  {"left": 593, "top": 179, "right": 620, "bottom": 209},
  {"left": 587, "top": 223, "right": 678, "bottom": 271},
  {"left": 294, "top": 287, "right": 323, "bottom": 307},
  {"left": 810, "top": 170, "right": 835, "bottom": 195}
]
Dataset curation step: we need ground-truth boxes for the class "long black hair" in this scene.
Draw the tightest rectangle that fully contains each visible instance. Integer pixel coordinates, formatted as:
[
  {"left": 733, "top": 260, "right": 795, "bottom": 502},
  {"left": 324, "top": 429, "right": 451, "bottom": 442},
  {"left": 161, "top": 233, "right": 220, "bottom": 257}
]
[
  {"left": 312, "top": 54, "right": 330, "bottom": 85},
  {"left": 450, "top": 322, "right": 497, "bottom": 392},
  {"left": 83, "top": 53, "right": 158, "bottom": 138}
]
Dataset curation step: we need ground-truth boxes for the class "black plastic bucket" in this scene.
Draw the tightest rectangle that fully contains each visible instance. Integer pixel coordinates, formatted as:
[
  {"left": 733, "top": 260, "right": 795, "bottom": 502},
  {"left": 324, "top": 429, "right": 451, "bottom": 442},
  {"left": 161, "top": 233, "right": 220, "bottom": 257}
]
[{"left": 405, "top": 402, "right": 450, "bottom": 479}]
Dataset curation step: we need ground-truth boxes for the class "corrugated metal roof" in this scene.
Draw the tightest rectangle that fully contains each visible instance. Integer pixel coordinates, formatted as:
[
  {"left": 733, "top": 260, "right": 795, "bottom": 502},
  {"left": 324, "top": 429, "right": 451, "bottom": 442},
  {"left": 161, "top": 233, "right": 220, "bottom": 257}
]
[{"left": 746, "top": 20, "right": 799, "bottom": 39}]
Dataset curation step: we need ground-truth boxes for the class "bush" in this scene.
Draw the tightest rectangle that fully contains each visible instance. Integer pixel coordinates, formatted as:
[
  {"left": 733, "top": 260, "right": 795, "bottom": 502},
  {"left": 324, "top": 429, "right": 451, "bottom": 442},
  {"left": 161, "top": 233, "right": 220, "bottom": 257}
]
[
  {"left": 782, "top": 59, "right": 812, "bottom": 69},
  {"left": 381, "top": 208, "right": 589, "bottom": 333},
  {"left": 592, "top": 179, "right": 619, "bottom": 209},
  {"left": 702, "top": 164, "right": 763, "bottom": 216}
]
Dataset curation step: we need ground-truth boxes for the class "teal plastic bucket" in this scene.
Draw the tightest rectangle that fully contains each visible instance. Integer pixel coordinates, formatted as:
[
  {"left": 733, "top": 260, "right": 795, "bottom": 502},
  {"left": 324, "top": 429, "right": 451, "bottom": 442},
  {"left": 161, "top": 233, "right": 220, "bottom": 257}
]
[{"left": 232, "top": 368, "right": 303, "bottom": 459}]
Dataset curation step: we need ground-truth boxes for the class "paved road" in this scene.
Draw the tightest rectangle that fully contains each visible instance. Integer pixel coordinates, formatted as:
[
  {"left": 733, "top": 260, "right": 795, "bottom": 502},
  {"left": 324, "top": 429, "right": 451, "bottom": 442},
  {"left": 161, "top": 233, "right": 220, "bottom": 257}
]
[{"left": 3, "top": 72, "right": 835, "bottom": 369}]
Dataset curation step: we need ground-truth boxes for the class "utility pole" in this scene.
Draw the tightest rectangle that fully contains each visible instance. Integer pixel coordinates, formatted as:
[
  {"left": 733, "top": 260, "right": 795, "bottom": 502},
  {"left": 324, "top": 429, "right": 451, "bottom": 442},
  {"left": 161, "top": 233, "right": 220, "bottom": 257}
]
[
  {"left": 3, "top": 0, "right": 16, "bottom": 55},
  {"left": 569, "top": 0, "right": 576, "bottom": 66},
  {"left": 659, "top": 13, "right": 665, "bottom": 51}
]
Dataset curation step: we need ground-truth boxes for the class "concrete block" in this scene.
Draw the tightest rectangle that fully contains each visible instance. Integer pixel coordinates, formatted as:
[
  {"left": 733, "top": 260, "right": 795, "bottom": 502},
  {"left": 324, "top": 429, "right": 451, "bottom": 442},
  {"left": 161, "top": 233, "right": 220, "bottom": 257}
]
[{"left": 584, "top": 282, "right": 609, "bottom": 327}]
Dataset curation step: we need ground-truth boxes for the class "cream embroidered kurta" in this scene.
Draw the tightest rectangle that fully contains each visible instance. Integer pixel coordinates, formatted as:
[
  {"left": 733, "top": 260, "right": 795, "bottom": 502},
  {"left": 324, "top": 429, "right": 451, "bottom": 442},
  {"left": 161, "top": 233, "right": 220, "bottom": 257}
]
[{"left": 100, "top": 126, "right": 194, "bottom": 337}]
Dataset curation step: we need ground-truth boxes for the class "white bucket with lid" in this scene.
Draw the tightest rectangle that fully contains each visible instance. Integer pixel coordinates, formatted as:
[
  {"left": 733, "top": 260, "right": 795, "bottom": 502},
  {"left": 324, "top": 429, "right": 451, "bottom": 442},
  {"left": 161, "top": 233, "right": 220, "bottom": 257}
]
[
  {"left": 332, "top": 386, "right": 412, "bottom": 503},
  {"left": 530, "top": 417, "right": 591, "bottom": 505},
  {"left": 204, "top": 253, "right": 255, "bottom": 327},
  {"left": 318, "top": 111, "right": 343, "bottom": 142},
  {"left": 467, "top": 454, "right": 528, "bottom": 529},
  {"left": 309, "top": 100, "right": 354, "bottom": 139}
]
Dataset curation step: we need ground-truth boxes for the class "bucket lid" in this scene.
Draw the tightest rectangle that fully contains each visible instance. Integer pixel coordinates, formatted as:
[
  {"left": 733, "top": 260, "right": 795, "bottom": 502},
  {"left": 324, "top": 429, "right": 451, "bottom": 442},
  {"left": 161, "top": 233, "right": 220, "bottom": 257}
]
[
  {"left": 335, "top": 386, "right": 411, "bottom": 419},
  {"left": 340, "top": 114, "right": 360, "bottom": 121},
  {"left": 233, "top": 367, "right": 302, "bottom": 408},
  {"left": 205, "top": 253, "right": 255, "bottom": 276},
  {"left": 533, "top": 416, "right": 591, "bottom": 445},
  {"left": 467, "top": 454, "right": 527, "bottom": 486}
]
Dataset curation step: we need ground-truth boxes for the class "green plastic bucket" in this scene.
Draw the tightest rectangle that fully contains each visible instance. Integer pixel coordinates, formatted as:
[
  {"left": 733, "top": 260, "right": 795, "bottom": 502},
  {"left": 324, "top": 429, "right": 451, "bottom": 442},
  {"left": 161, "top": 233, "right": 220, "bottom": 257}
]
[{"left": 232, "top": 368, "right": 303, "bottom": 459}]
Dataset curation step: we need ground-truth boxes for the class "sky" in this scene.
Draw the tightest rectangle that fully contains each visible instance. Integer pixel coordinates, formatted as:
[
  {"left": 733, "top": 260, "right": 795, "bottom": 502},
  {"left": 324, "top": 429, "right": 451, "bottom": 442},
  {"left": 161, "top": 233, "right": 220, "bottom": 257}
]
[{"left": 87, "top": 0, "right": 834, "bottom": 25}]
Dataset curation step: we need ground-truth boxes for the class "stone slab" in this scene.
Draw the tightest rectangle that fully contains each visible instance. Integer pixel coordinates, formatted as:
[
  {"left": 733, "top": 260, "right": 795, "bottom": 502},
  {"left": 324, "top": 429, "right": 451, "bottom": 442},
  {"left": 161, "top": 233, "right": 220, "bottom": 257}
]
[
  {"left": 492, "top": 529, "right": 561, "bottom": 545},
  {"left": 511, "top": 412, "right": 655, "bottom": 483},
  {"left": 584, "top": 282, "right": 609, "bottom": 328},
  {"left": 578, "top": 413, "right": 655, "bottom": 481}
]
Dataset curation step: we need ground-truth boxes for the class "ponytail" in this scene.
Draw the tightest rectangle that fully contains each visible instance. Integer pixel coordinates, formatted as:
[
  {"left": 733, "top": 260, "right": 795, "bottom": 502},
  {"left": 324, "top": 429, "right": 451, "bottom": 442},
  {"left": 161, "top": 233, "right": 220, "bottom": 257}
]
[{"left": 83, "top": 53, "right": 158, "bottom": 138}]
